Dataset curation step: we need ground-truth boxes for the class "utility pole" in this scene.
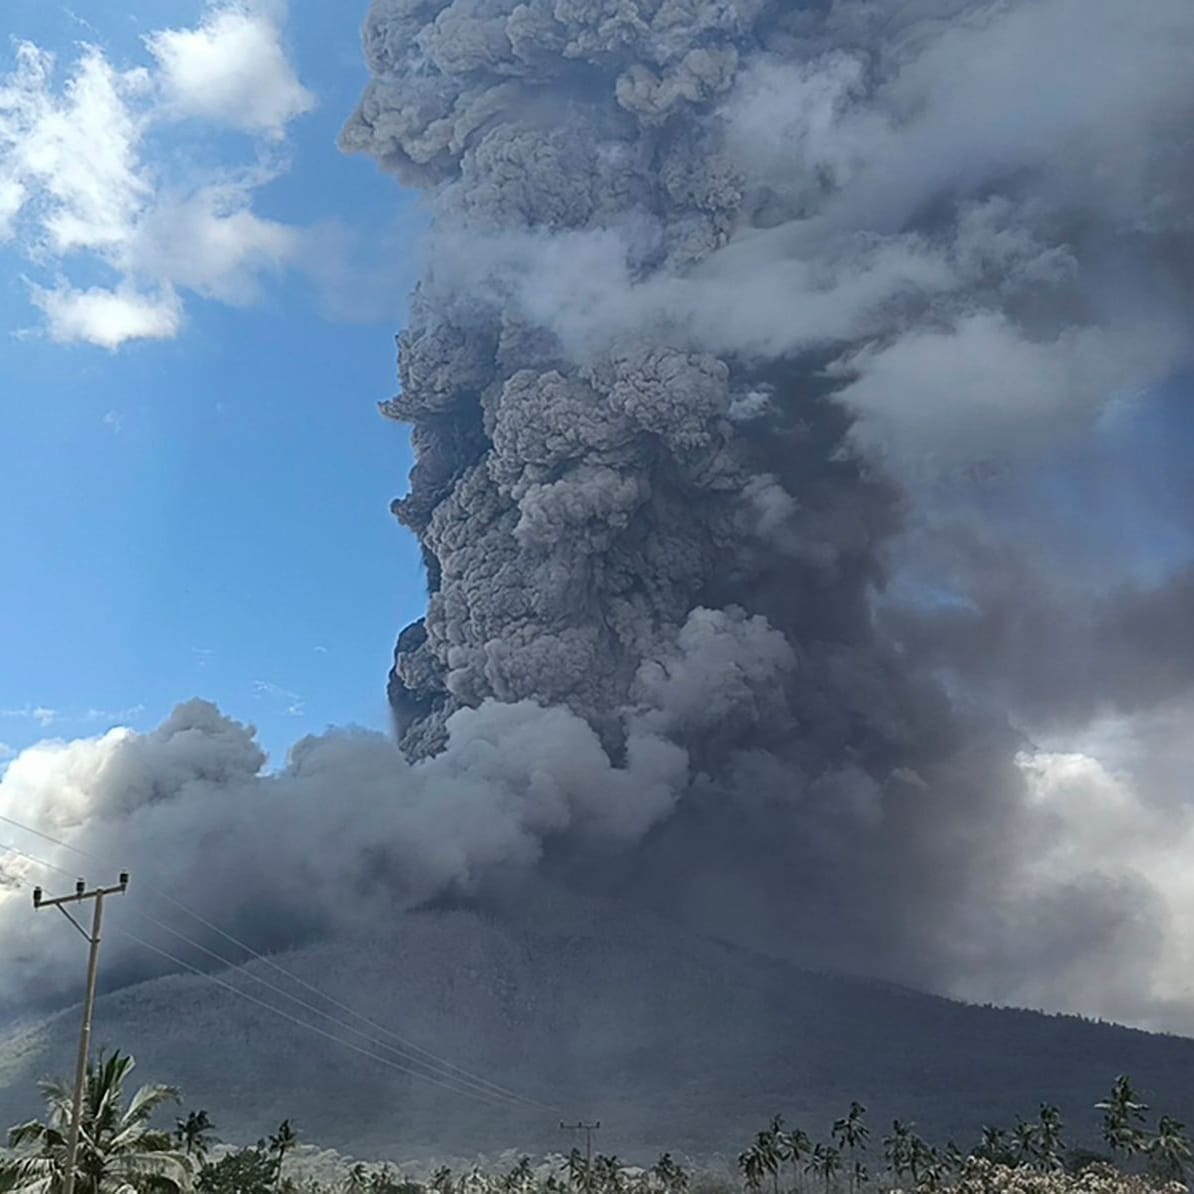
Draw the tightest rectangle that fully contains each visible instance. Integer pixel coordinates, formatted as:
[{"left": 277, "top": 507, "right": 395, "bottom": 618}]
[
  {"left": 34, "top": 872, "right": 128, "bottom": 1194},
  {"left": 561, "top": 1122, "right": 600, "bottom": 1194}
]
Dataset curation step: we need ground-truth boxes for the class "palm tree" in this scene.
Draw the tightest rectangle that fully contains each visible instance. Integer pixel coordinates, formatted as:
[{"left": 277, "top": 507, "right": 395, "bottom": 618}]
[
  {"left": 779, "top": 1128, "right": 811, "bottom": 1194},
  {"left": 459, "top": 1167, "right": 487, "bottom": 1194},
  {"left": 974, "top": 1126, "right": 1014, "bottom": 1167},
  {"left": 886, "top": 1127, "right": 933, "bottom": 1188},
  {"left": 0, "top": 1049, "right": 192, "bottom": 1194},
  {"left": 881, "top": 1122, "right": 914, "bottom": 1186},
  {"left": 804, "top": 1145, "right": 840, "bottom": 1194},
  {"left": 1036, "top": 1106, "right": 1065, "bottom": 1173},
  {"left": 1010, "top": 1118, "right": 1040, "bottom": 1168},
  {"left": 831, "top": 1105, "right": 868, "bottom": 1194},
  {"left": 755, "top": 1125, "right": 782, "bottom": 1194},
  {"left": 911, "top": 1146, "right": 945, "bottom": 1193},
  {"left": 565, "top": 1151, "right": 586, "bottom": 1194},
  {"left": 503, "top": 1159, "right": 534, "bottom": 1194},
  {"left": 832, "top": 1106, "right": 868, "bottom": 1155},
  {"left": 368, "top": 1165, "right": 405, "bottom": 1194},
  {"left": 593, "top": 1156, "right": 625, "bottom": 1194},
  {"left": 174, "top": 1112, "right": 216, "bottom": 1165},
  {"left": 268, "top": 1121, "right": 297, "bottom": 1193},
  {"left": 942, "top": 1143, "right": 967, "bottom": 1177},
  {"left": 649, "top": 1156, "right": 687, "bottom": 1194},
  {"left": 1096, "top": 1075, "right": 1149, "bottom": 1162},
  {"left": 737, "top": 1147, "right": 764, "bottom": 1194},
  {"left": 1148, "top": 1116, "right": 1192, "bottom": 1182}
]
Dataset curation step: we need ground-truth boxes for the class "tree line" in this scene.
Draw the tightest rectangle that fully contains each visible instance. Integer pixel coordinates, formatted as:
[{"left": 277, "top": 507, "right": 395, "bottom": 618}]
[
  {"left": 734, "top": 1079, "right": 1192, "bottom": 1193},
  {"left": 0, "top": 1052, "right": 1189, "bottom": 1194}
]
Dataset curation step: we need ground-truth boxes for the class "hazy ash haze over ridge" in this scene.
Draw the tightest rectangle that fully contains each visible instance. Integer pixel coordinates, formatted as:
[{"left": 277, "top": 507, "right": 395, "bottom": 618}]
[{"left": 1, "top": 0, "right": 1194, "bottom": 1049}]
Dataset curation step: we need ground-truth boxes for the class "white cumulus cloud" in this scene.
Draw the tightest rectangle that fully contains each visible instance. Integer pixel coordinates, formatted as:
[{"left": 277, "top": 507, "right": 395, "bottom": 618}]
[
  {"left": 0, "top": 2, "right": 313, "bottom": 349},
  {"left": 146, "top": 2, "right": 315, "bottom": 138},
  {"left": 31, "top": 282, "right": 182, "bottom": 349}
]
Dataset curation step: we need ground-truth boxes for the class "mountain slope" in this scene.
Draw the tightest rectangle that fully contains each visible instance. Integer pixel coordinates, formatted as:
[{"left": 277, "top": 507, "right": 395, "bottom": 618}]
[{"left": 1, "top": 904, "right": 1190, "bottom": 1162}]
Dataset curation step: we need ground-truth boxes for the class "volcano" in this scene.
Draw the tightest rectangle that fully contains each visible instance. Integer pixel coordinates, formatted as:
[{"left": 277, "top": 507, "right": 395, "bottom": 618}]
[{"left": 0, "top": 898, "right": 1190, "bottom": 1162}]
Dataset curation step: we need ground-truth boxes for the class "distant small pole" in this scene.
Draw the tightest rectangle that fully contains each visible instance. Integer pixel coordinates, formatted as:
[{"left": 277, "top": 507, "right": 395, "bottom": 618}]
[
  {"left": 561, "top": 1121, "right": 600, "bottom": 1194},
  {"left": 34, "top": 872, "right": 129, "bottom": 1194}
]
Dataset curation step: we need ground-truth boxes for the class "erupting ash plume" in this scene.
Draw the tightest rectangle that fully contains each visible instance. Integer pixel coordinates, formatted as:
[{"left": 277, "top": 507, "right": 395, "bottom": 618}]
[
  {"left": 3, "top": 0, "right": 1194, "bottom": 1035},
  {"left": 334, "top": 0, "right": 1194, "bottom": 997},
  {"left": 339, "top": 0, "right": 982, "bottom": 979}
]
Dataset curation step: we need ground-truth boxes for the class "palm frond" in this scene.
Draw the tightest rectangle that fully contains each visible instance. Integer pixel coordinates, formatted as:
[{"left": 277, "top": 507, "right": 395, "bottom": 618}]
[
  {"left": 112, "top": 1148, "right": 193, "bottom": 1193},
  {"left": 135, "top": 1180, "right": 185, "bottom": 1194},
  {"left": 108, "top": 1127, "right": 174, "bottom": 1155},
  {"left": 0, "top": 1153, "right": 57, "bottom": 1194},
  {"left": 34, "top": 1083, "right": 72, "bottom": 1132},
  {"left": 6, "top": 1049, "right": 191, "bottom": 1194},
  {"left": 139, "top": 1133, "right": 178, "bottom": 1154},
  {"left": 7, "top": 1123, "right": 48, "bottom": 1151},
  {"left": 120, "top": 1087, "right": 179, "bottom": 1131}
]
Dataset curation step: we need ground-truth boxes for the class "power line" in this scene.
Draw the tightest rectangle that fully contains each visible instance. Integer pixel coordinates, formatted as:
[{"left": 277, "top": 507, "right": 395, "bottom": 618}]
[
  {"left": 0, "top": 823, "right": 559, "bottom": 1114},
  {"left": 131, "top": 906, "right": 547, "bottom": 1112},
  {"left": 2, "top": 842, "right": 548, "bottom": 1112},
  {"left": 1, "top": 839, "right": 74, "bottom": 877},
  {"left": 2, "top": 849, "right": 527, "bottom": 1113},
  {"left": 149, "top": 889, "right": 560, "bottom": 1112},
  {"left": 117, "top": 926, "right": 532, "bottom": 1112},
  {"left": 0, "top": 814, "right": 547, "bottom": 1106}
]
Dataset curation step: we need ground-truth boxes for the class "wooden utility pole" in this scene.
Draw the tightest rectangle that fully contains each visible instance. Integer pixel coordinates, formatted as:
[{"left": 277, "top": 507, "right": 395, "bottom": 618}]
[
  {"left": 33, "top": 873, "right": 128, "bottom": 1194},
  {"left": 561, "top": 1121, "right": 600, "bottom": 1193}
]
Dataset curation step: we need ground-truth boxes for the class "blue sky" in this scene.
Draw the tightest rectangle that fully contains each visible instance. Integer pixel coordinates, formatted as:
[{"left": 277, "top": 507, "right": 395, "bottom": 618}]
[
  {"left": 0, "top": 0, "right": 427, "bottom": 764},
  {"left": 2, "top": 0, "right": 1190, "bottom": 776}
]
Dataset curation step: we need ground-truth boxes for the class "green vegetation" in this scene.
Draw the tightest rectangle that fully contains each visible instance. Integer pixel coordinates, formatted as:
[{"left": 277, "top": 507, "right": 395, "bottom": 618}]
[
  {"left": 732, "top": 1085, "right": 1191, "bottom": 1194},
  {"left": 0, "top": 1050, "right": 192, "bottom": 1194},
  {"left": 1, "top": 1055, "right": 1191, "bottom": 1194},
  {"left": 196, "top": 1143, "right": 278, "bottom": 1194},
  {"left": 176, "top": 1111, "right": 217, "bottom": 1165},
  {"left": 195, "top": 1116, "right": 306, "bottom": 1194}
]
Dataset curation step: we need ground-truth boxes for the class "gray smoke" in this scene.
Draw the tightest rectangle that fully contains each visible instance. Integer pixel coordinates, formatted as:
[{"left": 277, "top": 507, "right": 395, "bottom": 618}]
[
  {"left": 4, "top": 0, "right": 1194, "bottom": 1034},
  {"left": 334, "top": 0, "right": 1194, "bottom": 1003},
  {"left": 0, "top": 697, "right": 686, "bottom": 1010}
]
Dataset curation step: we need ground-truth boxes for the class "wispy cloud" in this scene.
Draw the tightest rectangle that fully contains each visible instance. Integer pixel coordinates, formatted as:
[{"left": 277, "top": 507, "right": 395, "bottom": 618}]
[
  {"left": 62, "top": 8, "right": 101, "bottom": 38},
  {"left": 0, "top": 703, "right": 144, "bottom": 729},
  {"left": 82, "top": 704, "right": 146, "bottom": 725},
  {"left": 0, "top": 1, "right": 314, "bottom": 348},
  {"left": 252, "top": 679, "right": 304, "bottom": 717},
  {"left": 0, "top": 705, "right": 57, "bottom": 727}
]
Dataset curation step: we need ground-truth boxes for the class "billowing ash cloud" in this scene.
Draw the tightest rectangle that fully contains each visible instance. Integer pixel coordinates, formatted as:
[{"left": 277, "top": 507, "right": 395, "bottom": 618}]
[
  {"left": 3, "top": 0, "right": 1194, "bottom": 1034},
  {"left": 328, "top": 0, "right": 1194, "bottom": 1007},
  {"left": 0, "top": 697, "right": 686, "bottom": 1009}
]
